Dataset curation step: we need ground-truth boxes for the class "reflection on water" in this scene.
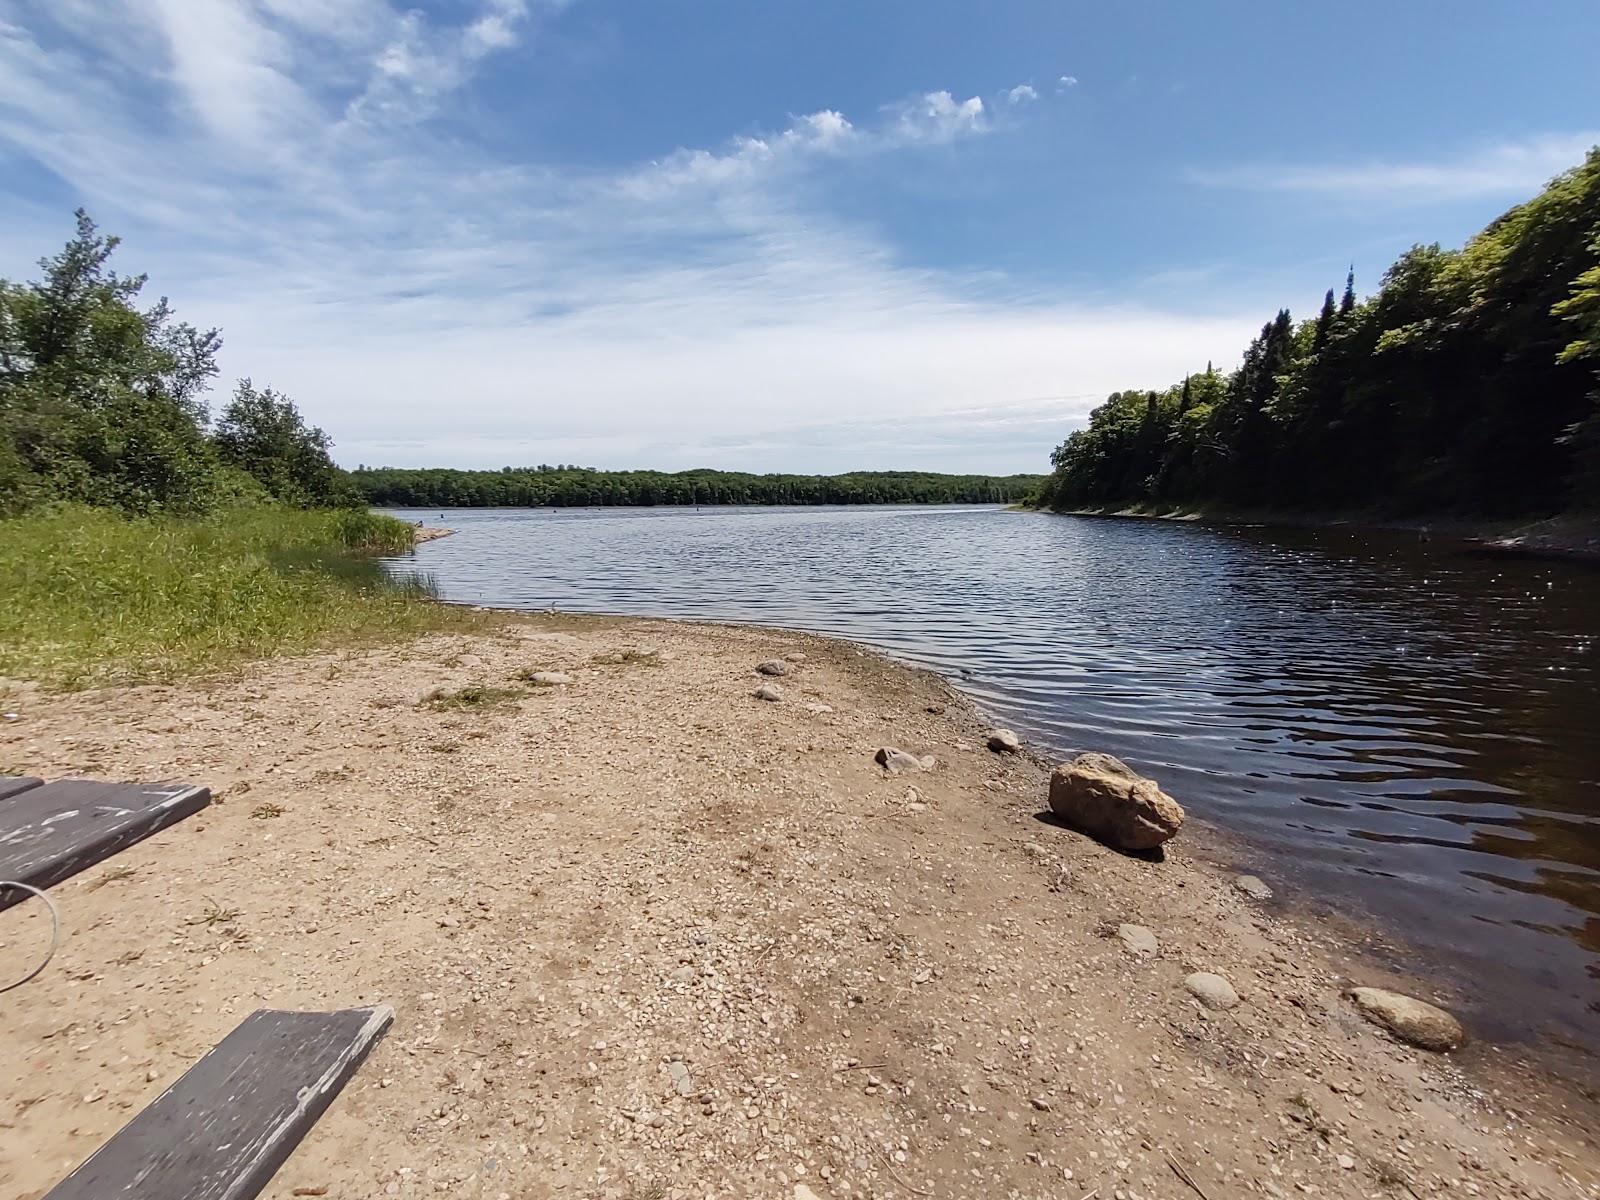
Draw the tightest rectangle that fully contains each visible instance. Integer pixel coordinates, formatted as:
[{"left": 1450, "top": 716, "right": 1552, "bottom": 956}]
[{"left": 382, "top": 505, "right": 1600, "bottom": 1059}]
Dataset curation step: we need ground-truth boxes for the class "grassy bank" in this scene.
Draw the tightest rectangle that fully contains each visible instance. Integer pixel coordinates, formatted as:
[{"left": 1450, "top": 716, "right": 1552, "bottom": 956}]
[{"left": 0, "top": 506, "right": 483, "bottom": 688}]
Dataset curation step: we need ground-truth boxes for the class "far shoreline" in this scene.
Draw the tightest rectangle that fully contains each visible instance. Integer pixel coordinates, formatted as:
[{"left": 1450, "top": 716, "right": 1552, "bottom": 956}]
[{"left": 1033, "top": 503, "right": 1600, "bottom": 562}]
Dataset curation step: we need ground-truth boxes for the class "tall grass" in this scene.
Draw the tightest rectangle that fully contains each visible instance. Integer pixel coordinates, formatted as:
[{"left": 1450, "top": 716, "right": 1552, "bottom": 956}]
[{"left": 0, "top": 506, "right": 482, "bottom": 688}]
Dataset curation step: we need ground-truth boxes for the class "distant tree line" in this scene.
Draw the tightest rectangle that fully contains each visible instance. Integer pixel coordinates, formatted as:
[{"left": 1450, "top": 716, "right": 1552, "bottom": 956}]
[
  {"left": 1, "top": 212, "right": 349, "bottom": 515},
  {"left": 1, "top": 213, "right": 1042, "bottom": 519},
  {"left": 1037, "top": 148, "right": 1600, "bottom": 516},
  {"left": 351, "top": 466, "right": 1042, "bottom": 508}
]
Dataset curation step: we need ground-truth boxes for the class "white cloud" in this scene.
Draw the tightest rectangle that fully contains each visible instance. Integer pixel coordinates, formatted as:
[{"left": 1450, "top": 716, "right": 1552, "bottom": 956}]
[
  {"left": 617, "top": 89, "right": 997, "bottom": 200},
  {"left": 1006, "top": 83, "right": 1038, "bottom": 105},
  {"left": 143, "top": 0, "right": 306, "bottom": 150},
  {"left": 1057, "top": 74, "right": 1078, "bottom": 90},
  {"left": 1193, "top": 133, "right": 1599, "bottom": 201},
  {"left": 348, "top": 0, "right": 547, "bottom": 125},
  {"left": 0, "top": 9, "right": 1258, "bottom": 474},
  {"left": 888, "top": 90, "right": 988, "bottom": 143}
]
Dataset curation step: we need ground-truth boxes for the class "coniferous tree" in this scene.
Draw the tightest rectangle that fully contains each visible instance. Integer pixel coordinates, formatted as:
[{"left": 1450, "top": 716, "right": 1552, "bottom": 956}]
[{"left": 1313, "top": 288, "right": 1337, "bottom": 354}]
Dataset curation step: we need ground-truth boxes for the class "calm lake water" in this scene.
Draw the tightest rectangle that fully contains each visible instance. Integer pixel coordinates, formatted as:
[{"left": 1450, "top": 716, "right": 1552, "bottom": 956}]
[{"left": 382, "top": 505, "right": 1600, "bottom": 1063}]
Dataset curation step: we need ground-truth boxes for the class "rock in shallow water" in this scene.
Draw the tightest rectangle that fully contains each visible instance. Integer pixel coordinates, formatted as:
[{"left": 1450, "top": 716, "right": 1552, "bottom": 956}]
[
  {"left": 1184, "top": 971, "right": 1239, "bottom": 1010},
  {"left": 986, "top": 728, "right": 1022, "bottom": 754},
  {"left": 1348, "top": 987, "right": 1464, "bottom": 1050},
  {"left": 1048, "top": 752, "right": 1185, "bottom": 850}
]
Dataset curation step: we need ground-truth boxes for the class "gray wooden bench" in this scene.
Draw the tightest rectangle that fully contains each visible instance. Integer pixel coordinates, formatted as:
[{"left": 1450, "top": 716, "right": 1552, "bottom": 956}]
[
  {"left": 0, "top": 779, "right": 210, "bottom": 911},
  {"left": 0, "top": 774, "right": 43, "bottom": 800},
  {"left": 44, "top": 1006, "right": 394, "bottom": 1200}
]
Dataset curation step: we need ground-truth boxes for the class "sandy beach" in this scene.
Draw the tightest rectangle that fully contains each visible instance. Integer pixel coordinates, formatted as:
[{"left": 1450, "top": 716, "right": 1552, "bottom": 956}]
[{"left": 2, "top": 614, "right": 1596, "bottom": 1199}]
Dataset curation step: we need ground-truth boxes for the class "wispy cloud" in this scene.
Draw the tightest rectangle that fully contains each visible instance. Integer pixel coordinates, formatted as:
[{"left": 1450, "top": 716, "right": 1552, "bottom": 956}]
[
  {"left": 1005, "top": 84, "right": 1038, "bottom": 106},
  {"left": 0, "top": 6, "right": 1254, "bottom": 473},
  {"left": 620, "top": 85, "right": 1012, "bottom": 199},
  {"left": 1193, "top": 133, "right": 1599, "bottom": 201}
]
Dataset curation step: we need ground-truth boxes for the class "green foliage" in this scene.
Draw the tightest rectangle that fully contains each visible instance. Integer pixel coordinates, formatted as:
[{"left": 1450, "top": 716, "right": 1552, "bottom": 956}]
[
  {"left": 0, "top": 506, "right": 477, "bottom": 688},
  {"left": 1555, "top": 233, "right": 1600, "bottom": 502},
  {"left": 214, "top": 379, "right": 353, "bottom": 508},
  {"left": 351, "top": 466, "right": 1042, "bottom": 508},
  {"left": 1040, "top": 148, "right": 1600, "bottom": 516},
  {"left": 0, "top": 210, "right": 223, "bottom": 514},
  {"left": 0, "top": 211, "right": 354, "bottom": 517}
]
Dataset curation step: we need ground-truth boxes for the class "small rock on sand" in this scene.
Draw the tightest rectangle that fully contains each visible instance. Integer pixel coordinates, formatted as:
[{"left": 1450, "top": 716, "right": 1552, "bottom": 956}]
[
  {"left": 875, "top": 747, "right": 936, "bottom": 773},
  {"left": 1348, "top": 987, "right": 1464, "bottom": 1051},
  {"left": 1117, "top": 924, "right": 1159, "bottom": 958},
  {"left": 1184, "top": 971, "right": 1239, "bottom": 1010},
  {"left": 756, "top": 660, "right": 791, "bottom": 677},
  {"left": 1235, "top": 874, "right": 1273, "bottom": 900},
  {"left": 986, "top": 728, "right": 1022, "bottom": 754},
  {"left": 784, "top": 652, "right": 807, "bottom": 664},
  {"left": 524, "top": 671, "right": 572, "bottom": 686},
  {"left": 667, "top": 1061, "right": 693, "bottom": 1096},
  {"left": 753, "top": 684, "right": 784, "bottom": 702},
  {"left": 794, "top": 1186, "right": 823, "bottom": 1200},
  {"left": 1048, "top": 752, "right": 1185, "bottom": 851},
  {"left": 804, "top": 702, "right": 834, "bottom": 715}
]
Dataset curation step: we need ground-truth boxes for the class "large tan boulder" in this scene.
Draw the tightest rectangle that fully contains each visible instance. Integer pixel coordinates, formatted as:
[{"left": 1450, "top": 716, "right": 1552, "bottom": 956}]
[
  {"left": 1048, "top": 753, "right": 1185, "bottom": 850},
  {"left": 1348, "top": 987, "right": 1464, "bottom": 1051}
]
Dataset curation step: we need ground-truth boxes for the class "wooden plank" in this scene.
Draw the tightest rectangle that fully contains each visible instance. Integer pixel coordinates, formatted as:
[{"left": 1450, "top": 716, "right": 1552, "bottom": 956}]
[
  {"left": 0, "top": 780, "right": 210, "bottom": 910},
  {"left": 44, "top": 1006, "right": 394, "bottom": 1200},
  {"left": 0, "top": 775, "right": 43, "bottom": 801}
]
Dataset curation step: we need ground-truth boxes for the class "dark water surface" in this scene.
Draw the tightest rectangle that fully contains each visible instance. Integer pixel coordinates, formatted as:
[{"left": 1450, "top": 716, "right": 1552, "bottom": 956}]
[{"left": 382, "top": 505, "right": 1600, "bottom": 1061}]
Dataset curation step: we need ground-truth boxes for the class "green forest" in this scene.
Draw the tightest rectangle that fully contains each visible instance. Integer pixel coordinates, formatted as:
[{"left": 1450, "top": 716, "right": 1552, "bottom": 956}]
[
  {"left": 351, "top": 466, "right": 1041, "bottom": 508},
  {"left": 1036, "top": 148, "right": 1600, "bottom": 516}
]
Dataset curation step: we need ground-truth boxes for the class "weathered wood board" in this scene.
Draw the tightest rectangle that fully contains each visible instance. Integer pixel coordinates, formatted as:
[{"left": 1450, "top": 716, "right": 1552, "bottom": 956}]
[
  {"left": 44, "top": 1005, "right": 394, "bottom": 1200},
  {"left": 0, "top": 779, "right": 209, "bottom": 910},
  {"left": 0, "top": 775, "right": 43, "bottom": 801}
]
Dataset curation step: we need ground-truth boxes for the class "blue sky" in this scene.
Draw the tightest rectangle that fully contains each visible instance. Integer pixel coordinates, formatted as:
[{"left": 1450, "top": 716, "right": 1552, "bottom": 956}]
[{"left": 2, "top": 1, "right": 1596, "bottom": 473}]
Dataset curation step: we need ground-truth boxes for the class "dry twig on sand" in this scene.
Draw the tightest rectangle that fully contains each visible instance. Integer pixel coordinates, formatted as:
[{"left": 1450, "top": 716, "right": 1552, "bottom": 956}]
[
  {"left": 876, "top": 1145, "right": 933, "bottom": 1197},
  {"left": 1165, "top": 1151, "right": 1212, "bottom": 1200}
]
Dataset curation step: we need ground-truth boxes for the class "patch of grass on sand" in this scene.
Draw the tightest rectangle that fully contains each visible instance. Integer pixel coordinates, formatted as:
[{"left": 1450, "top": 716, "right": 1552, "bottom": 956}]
[
  {"left": 590, "top": 648, "right": 662, "bottom": 668},
  {"left": 0, "top": 505, "right": 490, "bottom": 688},
  {"left": 426, "top": 684, "right": 526, "bottom": 710}
]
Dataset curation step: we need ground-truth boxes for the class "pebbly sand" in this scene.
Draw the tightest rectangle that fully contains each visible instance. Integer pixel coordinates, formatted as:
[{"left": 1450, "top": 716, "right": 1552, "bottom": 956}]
[{"left": 1, "top": 614, "right": 1596, "bottom": 1199}]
